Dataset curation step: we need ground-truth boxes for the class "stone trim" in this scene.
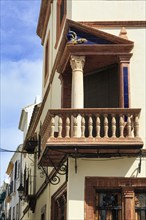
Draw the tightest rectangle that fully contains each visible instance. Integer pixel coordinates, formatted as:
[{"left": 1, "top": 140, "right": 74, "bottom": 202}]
[
  {"left": 51, "top": 183, "right": 67, "bottom": 220},
  {"left": 55, "top": 0, "right": 67, "bottom": 49}
]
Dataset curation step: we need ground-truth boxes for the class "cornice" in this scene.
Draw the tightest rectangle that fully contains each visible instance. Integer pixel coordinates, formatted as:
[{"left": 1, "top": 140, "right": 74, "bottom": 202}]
[
  {"left": 23, "top": 103, "right": 41, "bottom": 149},
  {"left": 57, "top": 44, "right": 134, "bottom": 73},
  {"left": 79, "top": 20, "right": 146, "bottom": 28}
]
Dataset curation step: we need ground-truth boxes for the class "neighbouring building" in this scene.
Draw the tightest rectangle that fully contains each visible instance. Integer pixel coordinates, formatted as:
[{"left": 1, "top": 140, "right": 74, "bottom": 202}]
[
  {"left": 3, "top": 99, "right": 41, "bottom": 220},
  {"left": 0, "top": 183, "right": 7, "bottom": 220},
  {"left": 16, "top": 0, "right": 146, "bottom": 220},
  {"left": 5, "top": 144, "right": 23, "bottom": 220}
]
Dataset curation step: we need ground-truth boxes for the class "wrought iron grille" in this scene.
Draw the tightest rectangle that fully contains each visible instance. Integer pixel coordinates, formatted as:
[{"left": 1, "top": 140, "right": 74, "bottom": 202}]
[
  {"left": 95, "top": 189, "right": 122, "bottom": 220},
  {"left": 135, "top": 192, "right": 146, "bottom": 220}
]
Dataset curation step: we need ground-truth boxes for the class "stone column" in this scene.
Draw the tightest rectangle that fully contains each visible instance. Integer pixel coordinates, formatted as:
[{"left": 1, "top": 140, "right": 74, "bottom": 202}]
[
  {"left": 70, "top": 55, "right": 85, "bottom": 108},
  {"left": 70, "top": 55, "right": 85, "bottom": 137},
  {"left": 123, "top": 187, "right": 135, "bottom": 220}
]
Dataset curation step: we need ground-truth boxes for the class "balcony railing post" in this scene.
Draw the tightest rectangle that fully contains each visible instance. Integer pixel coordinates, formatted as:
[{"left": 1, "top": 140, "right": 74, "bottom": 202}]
[
  {"left": 58, "top": 116, "right": 63, "bottom": 138},
  {"left": 134, "top": 114, "right": 139, "bottom": 137},
  {"left": 119, "top": 114, "right": 124, "bottom": 137},
  {"left": 127, "top": 114, "right": 132, "bottom": 137},
  {"left": 111, "top": 114, "right": 116, "bottom": 138},
  {"left": 88, "top": 115, "right": 93, "bottom": 138},
  {"left": 65, "top": 117, "right": 70, "bottom": 138},
  {"left": 50, "top": 117, "right": 55, "bottom": 138},
  {"left": 81, "top": 116, "right": 85, "bottom": 137},
  {"left": 96, "top": 114, "right": 100, "bottom": 138},
  {"left": 104, "top": 114, "right": 108, "bottom": 138},
  {"left": 73, "top": 117, "right": 78, "bottom": 137}
]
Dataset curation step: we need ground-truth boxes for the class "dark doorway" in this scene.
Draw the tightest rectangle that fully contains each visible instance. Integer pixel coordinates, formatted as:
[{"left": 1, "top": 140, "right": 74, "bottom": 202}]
[{"left": 84, "top": 64, "right": 119, "bottom": 108}]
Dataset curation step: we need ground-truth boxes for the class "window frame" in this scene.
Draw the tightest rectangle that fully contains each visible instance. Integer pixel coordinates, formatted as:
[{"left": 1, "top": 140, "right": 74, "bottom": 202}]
[
  {"left": 55, "top": 0, "right": 67, "bottom": 49},
  {"left": 41, "top": 204, "right": 46, "bottom": 220},
  {"left": 44, "top": 32, "right": 50, "bottom": 86},
  {"left": 51, "top": 183, "right": 67, "bottom": 220},
  {"left": 85, "top": 177, "right": 146, "bottom": 220}
]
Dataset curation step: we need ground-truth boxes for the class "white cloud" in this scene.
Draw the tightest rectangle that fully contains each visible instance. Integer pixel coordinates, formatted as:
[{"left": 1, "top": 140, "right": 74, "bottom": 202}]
[
  {"left": 0, "top": 59, "right": 43, "bottom": 148},
  {"left": 0, "top": 0, "right": 42, "bottom": 187},
  {"left": 1, "top": 59, "right": 42, "bottom": 115},
  {"left": 0, "top": 59, "right": 43, "bottom": 186}
]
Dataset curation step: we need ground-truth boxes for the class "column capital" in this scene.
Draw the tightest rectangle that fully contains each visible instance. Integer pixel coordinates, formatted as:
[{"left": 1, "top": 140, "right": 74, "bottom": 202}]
[
  {"left": 70, "top": 55, "right": 85, "bottom": 71},
  {"left": 119, "top": 54, "right": 132, "bottom": 63}
]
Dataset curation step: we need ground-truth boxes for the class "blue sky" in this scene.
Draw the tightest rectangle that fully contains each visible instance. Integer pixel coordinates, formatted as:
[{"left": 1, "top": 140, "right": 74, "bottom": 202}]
[{"left": 0, "top": 0, "right": 43, "bottom": 186}]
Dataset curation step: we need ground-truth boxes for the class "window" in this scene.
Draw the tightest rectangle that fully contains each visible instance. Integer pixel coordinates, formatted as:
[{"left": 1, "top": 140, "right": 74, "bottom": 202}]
[
  {"left": 13, "top": 206, "right": 15, "bottom": 220},
  {"left": 96, "top": 189, "right": 122, "bottom": 220},
  {"left": 85, "top": 177, "right": 146, "bottom": 220},
  {"left": 24, "top": 166, "right": 29, "bottom": 196},
  {"left": 14, "top": 161, "right": 17, "bottom": 179},
  {"left": 44, "top": 32, "right": 50, "bottom": 86},
  {"left": 55, "top": 0, "right": 67, "bottom": 48},
  {"left": 17, "top": 162, "right": 20, "bottom": 179},
  {"left": 41, "top": 205, "right": 46, "bottom": 220},
  {"left": 51, "top": 183, "right": 67, "bottom": 220},
  {"left": 16, "top": 203, "right": 19, "bottom": 220},
  {"left": 135, "top": 192, "right": 146, "bottom": 220},
  {"left": 9, "top": 207, "right": 11, "bottom": 220},
  {"left": 54, "top": 195, "right": 66, "bottom": 220}
]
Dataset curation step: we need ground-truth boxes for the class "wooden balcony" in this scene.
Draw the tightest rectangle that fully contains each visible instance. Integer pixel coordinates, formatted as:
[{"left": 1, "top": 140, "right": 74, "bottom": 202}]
[{"left": 39, "top": 108, "right": 143, "bottom": 166}]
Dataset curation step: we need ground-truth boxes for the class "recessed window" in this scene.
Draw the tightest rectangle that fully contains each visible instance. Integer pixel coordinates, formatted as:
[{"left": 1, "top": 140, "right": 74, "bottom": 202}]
[
  {"left": 44, "top": 32, "right": 50, "bottom": 86},
  {"left": 85, "top": 177, "right": 146, "bottom": 220},
  {"left": 55, "top": 0, "right": 67, "bottom": 48},
  {"left": 96, "top": 189, "right": 122, "bottom": 219},
  {"left": 51, "top": 184, "right": 67, "bottom": 220},
  {"left": 41, "top": 205, "right": 46, "bottom": 220},
  {"left": 135, "top": 192, "right": 146, "bottom": 219}
]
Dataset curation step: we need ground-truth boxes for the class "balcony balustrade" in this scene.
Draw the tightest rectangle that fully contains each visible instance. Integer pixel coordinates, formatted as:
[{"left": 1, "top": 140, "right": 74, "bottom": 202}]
[
  {"left": 40, "top": 108, "right": 143, "bottom": 150},
  {"left": 39, "top": 108, "right": 143, "bottom": 166}
]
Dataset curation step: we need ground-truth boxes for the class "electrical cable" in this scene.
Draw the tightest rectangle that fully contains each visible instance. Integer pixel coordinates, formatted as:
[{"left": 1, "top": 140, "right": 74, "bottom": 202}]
[{"left": 0, "top": 147, "right": 38, "bottom": 154}]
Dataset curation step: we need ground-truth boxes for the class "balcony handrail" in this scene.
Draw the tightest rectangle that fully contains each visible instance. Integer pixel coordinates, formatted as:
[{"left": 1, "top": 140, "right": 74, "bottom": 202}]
[{"left": 48, "top": 108, "right": 141, "bottom": 116}]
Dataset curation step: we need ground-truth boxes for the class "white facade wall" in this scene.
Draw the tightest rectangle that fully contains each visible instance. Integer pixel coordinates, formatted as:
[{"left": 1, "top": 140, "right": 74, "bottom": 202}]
[
  {"left": 71, "top": 0, "right": 145, "bottom": 21},
  {"left": 67, "top": 157, "right": 146, "bottom": 220},
  {"left": 35, "top": 1, "right": 146, "bottom": 219}
]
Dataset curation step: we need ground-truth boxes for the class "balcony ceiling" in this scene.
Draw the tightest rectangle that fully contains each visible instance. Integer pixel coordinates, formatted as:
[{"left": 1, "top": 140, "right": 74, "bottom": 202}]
[{"left": 39, "top": 141, "right": 143, "bottom": 167}]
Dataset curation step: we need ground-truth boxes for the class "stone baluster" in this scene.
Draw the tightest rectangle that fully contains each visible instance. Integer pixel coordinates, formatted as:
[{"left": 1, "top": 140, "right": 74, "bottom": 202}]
[
  {"left": 88, "top": 116, "right": 93, "bottom": 137},
  {"left": 73, "top": 117, "right": 78, "bottom": 137},
  {"left": 96, "top": 114, "right": 100, "bottom": 138},
  {"left": 104, "top": 114, "right": 108, "bottom": 137},
  {"left": 65, "top": 117, "right": 70, "bottom": 138},
  {"left": 127, "top": 114, "right": 132, "bottom": 137},
  {"left": 111, "top": 114, "right": 116, "bottom": 138},
  {"left": 119, "top": 114, "right": 124, "bottom": 137},
  {"left": 81, "top": 116, "right": 85, "bottom": 137},
  {"left": 50, "top": 116, "right": 55, "bottom": 138},
  {"left": 134, "top": 114, "right": 139, "bottom": 137},
  {"left": 58, "top": 116, "right": 62, "bottom": 138}
]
